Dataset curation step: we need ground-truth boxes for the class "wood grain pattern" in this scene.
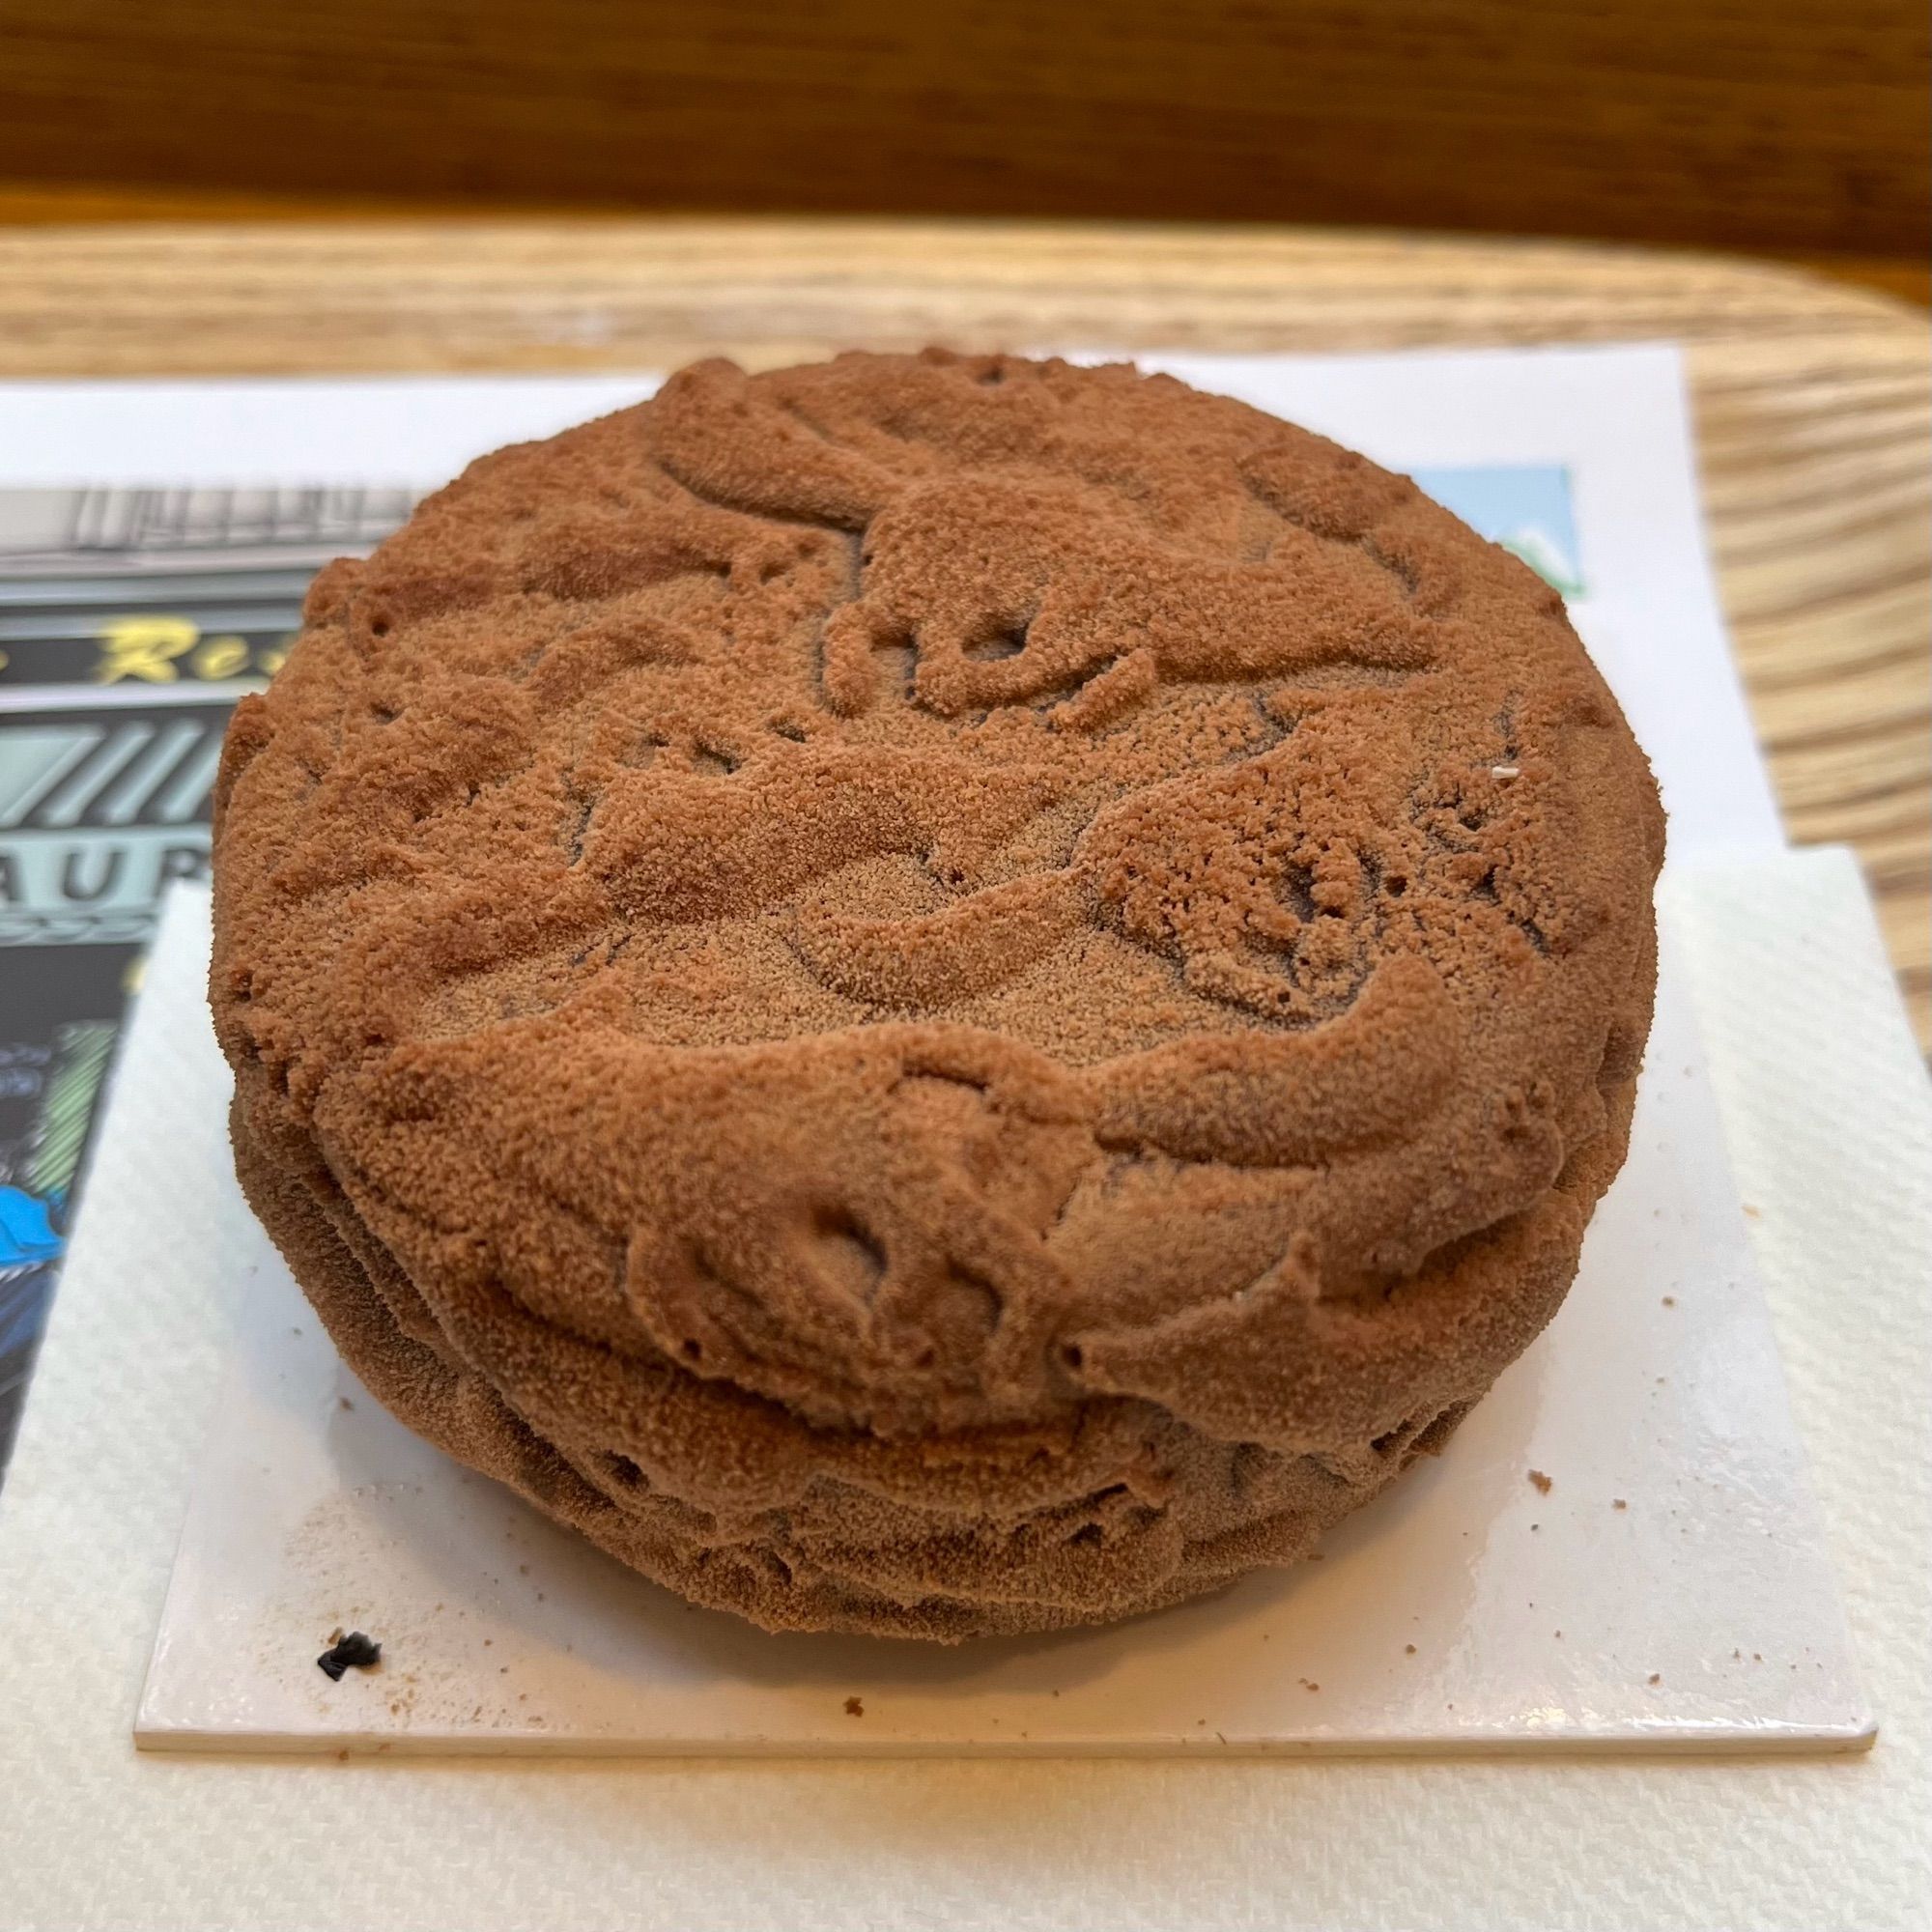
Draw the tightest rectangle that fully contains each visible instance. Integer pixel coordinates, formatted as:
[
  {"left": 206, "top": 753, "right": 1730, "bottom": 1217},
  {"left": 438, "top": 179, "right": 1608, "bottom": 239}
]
[
  {"left": 2, "top": 184, "right": 1927, "bottom": 308},
  {"left": 1, "top": 1, "right": 1927, "bottom": 254},
  {"left": 1, "top": 215, "right": 1924, "bottom": 1042}
]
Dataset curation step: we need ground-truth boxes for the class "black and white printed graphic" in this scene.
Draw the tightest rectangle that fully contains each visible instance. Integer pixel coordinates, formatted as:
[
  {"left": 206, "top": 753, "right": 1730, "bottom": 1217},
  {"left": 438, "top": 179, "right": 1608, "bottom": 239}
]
[{"left": 0, "top": 485, "right": 414, "bottom": 1469}]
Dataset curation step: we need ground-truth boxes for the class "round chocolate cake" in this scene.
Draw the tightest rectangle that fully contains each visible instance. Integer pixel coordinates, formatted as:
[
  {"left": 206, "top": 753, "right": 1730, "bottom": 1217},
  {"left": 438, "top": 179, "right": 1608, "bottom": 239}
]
[{"left": 212, "top": 350, "right": 1663, "bottom": 1638}]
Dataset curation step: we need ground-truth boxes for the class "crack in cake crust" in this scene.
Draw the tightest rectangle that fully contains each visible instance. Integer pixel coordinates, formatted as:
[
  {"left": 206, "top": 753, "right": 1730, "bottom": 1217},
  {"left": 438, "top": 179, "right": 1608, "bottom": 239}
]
[{"left": 212, "top": 350, "right": 1663, "bottom": 1636}]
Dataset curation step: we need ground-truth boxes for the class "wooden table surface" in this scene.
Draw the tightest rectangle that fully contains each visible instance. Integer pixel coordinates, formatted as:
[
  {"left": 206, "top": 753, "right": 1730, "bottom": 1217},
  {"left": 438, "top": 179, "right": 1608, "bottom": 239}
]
[{"left": 4, "top": 214, "right": 1925, "bottom": 1043}]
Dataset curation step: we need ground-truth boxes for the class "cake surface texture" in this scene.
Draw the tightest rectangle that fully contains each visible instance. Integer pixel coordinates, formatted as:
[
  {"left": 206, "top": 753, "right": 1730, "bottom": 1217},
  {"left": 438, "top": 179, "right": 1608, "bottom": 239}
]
[{"left": 212, "top": 350, "right": 1664, "bottom": 1637}]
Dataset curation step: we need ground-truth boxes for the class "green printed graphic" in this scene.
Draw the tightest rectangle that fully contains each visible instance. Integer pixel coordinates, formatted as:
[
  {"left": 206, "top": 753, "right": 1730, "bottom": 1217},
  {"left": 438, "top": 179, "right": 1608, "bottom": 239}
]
[{"left": 25, "top": 1022, "right": 116, "bottom": 1199}]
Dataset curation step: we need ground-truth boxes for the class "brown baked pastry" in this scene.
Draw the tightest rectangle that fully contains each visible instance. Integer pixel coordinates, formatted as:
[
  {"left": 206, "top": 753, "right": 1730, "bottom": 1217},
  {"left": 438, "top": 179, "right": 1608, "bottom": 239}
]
[{"left": 212, "top": 350, "right": 1663, "bottom": 1639}]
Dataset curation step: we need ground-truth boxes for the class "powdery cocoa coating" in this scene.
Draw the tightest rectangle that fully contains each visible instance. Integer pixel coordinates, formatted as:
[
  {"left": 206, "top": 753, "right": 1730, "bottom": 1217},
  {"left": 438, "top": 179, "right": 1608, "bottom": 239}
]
[{"left": 212, "top": 350, "right": 1664, "bottom": 1639}]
